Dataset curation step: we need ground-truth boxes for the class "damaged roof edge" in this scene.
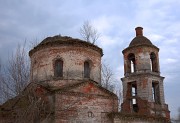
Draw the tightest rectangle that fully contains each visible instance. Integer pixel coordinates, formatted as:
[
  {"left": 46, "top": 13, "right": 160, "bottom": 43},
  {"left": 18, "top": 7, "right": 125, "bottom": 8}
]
[{"left": 29, "top": 35, "right": 103, "bottom": 57}]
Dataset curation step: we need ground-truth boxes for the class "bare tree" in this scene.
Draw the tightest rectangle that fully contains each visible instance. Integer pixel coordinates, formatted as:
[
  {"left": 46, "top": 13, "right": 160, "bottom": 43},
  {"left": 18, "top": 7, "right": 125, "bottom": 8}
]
[
  {"left": 0, "top": 43, "right": 30, "bottom": 103},
  {"left": 0, "top": 83, "right": 53, "bottom": 123},
  {"left": 101, "top": 62, "right": 116, "bottom": 92},
  {"left": 0, "top": 42, "right": 55, "bottom": 123},
  {"left": 101, "top": 61, "right": 123, "bottom": 110},
  {"left": 29, "top": 38, "right": 40, "bottom": 49},
  {"left": 79, "top": 20, "right": 100, "bottom": 44},
  {"left": 115, "top": 87, "right": 123, "bottom": 111}
]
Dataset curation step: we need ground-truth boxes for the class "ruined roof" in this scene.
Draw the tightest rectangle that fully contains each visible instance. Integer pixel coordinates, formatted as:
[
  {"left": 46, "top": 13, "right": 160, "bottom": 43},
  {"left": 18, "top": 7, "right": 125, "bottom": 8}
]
[
  {"left": 129, "top": 27, "right": 153, "bottom": 47},
  {"left": 29, "top": 35, "right": 103, "bottom": 56},
  {"left": 122, "top": 27, "right": 159, "bottom": 53},
  {"left": 129, "top": 36, "right": 153, "bottom": 47},
  {"left": 38, "top": 35, "right": 73, "bottom": 45}
]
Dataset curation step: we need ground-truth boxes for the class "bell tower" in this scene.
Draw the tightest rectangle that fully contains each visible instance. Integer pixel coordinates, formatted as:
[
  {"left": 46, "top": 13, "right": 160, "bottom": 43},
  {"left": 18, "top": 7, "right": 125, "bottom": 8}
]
[{"left": 121, "top": 27, "right": 170, "bottom": 120}]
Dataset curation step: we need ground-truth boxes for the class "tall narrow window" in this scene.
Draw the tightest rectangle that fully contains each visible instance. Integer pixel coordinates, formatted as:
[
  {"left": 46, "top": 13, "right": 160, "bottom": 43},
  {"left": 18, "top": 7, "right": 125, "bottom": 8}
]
[
  {"left": 131, "top": 61, "right": 135, "bottom": 73},
  {"left": 128, "top": 82, "right": 138, "bottom": 113},
  {"left": 150, "top": 58, "right": 153, "bottom": 71},
  {"left": 128, "top": 53, "right": 136, "bottom": 73},
  {"left": 132, "top": 84, "right": 137, "bottom": 96},
  {"left": 84, "top": 61, "right": 90, "bottom": 78},
  {"left": 150, "top": 52, "right": 158, "bottom": 72},
  {"left": 152, "top": 82, "right": 160, "bottom": 104},
  {"left": 132, "top": 83, "right": 138, "bottom": 112},
  {"left": 54, "top": 59, "right": 63, "bottom": 77}
]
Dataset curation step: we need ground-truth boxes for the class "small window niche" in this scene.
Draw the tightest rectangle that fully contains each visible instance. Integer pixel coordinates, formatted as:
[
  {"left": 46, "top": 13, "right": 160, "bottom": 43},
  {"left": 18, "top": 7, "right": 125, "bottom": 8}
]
[
  {"left": 88, "top": 111, "right": 94, "bottom": 118},
  {"left": 54, "top": 59, "right": 63, "bottom": 77},
  {"left": 84, "top": 61, "right": 90, "bottom": 78},
  {"left": 152, "top": 81, "right": 161, "bottom": 104}
]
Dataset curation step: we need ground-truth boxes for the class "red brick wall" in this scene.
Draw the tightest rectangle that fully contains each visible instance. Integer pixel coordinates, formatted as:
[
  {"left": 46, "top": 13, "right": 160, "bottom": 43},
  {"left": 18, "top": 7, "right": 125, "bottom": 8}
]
[{"left": 54, "top": 88, "right": 118, "bottom": 123}]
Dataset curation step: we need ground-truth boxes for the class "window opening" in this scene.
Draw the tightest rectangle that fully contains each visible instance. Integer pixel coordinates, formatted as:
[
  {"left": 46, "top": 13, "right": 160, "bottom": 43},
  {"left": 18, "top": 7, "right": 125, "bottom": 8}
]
[
  {"left": 84, "top": 61, "right": 90, "bottom": 78},
  {"left": 132, "top": 84, "right": 137, "bottom": 96},
  {"left": 150, "top": 52, "right": 158, "bottom": 72},
  {"left": 152, "top": 82, "right": 160, "bottom": 104},
  {"left": 131, "top": 61, "right": 135, "bottom": 73},
  {"left": 132, "top": 83, "right": 138, "bottom": 112},
  {"left": 128, "top": 53, "right": 136, "bottom": 73},
  {"left": 132, "top": 98, "right": 137, "bottom": 105},
  {"left": 88, "top": 111, "right": 94, "bottom": 118},
  {"left": 128, "top": 82, "right": 138, "bottom": 113},
  {"left": 132, "top": 99, "right": 138, "bottom": 112},
  {"left": 54, "top": 59, "right": 63, "bottom": 77},
  {"left": 150, "top": 58, "right": 153, "bottom": 71}
]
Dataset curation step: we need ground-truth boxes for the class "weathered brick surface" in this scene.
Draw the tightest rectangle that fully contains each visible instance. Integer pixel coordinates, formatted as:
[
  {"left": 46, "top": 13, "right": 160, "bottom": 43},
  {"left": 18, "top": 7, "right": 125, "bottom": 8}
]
[
  {"left": 123, "top": 46, "right": 160, "bottom": 75},
  {"left": 54, "top": 81, "right": 118, "bottom": 123},
  {"left": 28, "top": 36, "right": 119, "bottom": 123},
  {"left": 29, "top": 36, "right": 102, "bottom": 84},
  {"left": 121, "top": 27, "right": 170, "bottom": 122}
]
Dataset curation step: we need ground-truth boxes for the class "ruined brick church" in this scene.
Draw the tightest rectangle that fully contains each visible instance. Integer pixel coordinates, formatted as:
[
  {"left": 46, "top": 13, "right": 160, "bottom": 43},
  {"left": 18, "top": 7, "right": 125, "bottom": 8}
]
[{"left": 0, "top": 27, "right": 170, "bottom": 123}]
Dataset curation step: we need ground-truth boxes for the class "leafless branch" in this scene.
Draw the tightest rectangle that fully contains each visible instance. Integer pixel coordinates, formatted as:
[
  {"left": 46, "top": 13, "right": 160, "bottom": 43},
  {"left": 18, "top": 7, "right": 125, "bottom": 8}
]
[
  {"left": 101, "top": 61, "right": 123, "bottom": 110},
  {"left": 0, "top": 42, "right": 30, "bottom": 103},
  {"left": 79, "top": 20, "right": 100, "bottom": 44},
  {"left": 101, "top": 62, "right": 115, "bottom": 92},
  {"left": 29, "top": 38, "right": 40, "bottom": 49}
]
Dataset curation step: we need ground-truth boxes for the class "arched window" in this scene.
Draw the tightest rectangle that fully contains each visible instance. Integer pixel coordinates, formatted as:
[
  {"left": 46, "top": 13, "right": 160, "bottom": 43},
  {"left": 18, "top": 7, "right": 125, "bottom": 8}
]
[
  {"left": 128, "top": 53, "right": 136, "bottom": 73},
  {"left": 150, "top": 52, "right": 158, "bottom": 72},
  {"left": 84, "top": 61, "right": 90, "bottom": 78},
  {"left": 54, "top": 59, "right": 63, "bottom": 77}
]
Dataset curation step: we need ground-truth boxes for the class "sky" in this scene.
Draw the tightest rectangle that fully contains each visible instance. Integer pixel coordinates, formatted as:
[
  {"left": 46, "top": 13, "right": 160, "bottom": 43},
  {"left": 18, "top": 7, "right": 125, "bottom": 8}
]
[{"left": 0, "top": 0, "right": 180, "bottom": 119}]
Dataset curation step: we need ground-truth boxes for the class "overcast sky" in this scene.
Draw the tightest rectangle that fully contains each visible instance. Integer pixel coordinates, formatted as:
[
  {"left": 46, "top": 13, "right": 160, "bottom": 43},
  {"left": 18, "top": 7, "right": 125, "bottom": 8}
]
[{"left": 0, "top": 0, "right": 180, "bottom": 119}]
